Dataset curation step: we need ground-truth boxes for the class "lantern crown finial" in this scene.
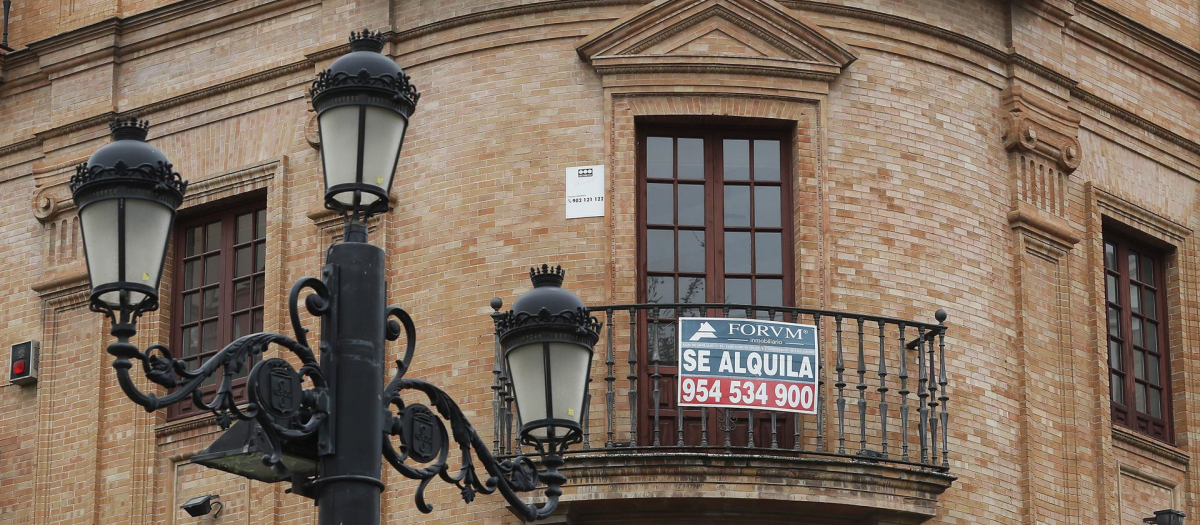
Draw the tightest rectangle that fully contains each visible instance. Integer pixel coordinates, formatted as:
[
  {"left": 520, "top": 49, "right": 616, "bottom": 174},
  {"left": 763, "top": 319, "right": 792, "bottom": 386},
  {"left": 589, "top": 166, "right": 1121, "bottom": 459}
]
[
  {"left": 349, "top": 28, "right": 386, "bottom": 53},
  {"left": 530, "top": 264, "right": 565, "bottom": 288},
  {"left": 110, "top": 116, "right": 150, "bottom": 141}
]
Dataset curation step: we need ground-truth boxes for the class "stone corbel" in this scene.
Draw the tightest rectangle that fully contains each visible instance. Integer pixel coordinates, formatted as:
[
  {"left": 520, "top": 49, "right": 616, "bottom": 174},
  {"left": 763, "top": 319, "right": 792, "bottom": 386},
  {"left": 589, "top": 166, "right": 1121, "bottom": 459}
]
[
  {"left": 31, "top": 157, "right": 86, "bottom": 224},
  {"left": 1002, "top": 85, "right": 1082, "bottom": 173}
]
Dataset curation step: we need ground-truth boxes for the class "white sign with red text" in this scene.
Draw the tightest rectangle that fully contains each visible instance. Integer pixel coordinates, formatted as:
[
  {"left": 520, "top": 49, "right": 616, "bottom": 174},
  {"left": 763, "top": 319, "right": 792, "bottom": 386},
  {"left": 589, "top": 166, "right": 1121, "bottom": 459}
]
[{"left": 677, "top": 318, "right": 819, "bottom": 414}]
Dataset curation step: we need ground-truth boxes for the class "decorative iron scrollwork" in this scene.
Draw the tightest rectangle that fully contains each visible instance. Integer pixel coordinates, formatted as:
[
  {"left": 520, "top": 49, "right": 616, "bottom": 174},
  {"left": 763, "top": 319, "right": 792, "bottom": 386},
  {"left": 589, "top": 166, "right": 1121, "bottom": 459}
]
[
  {"left": 383, "top": 366, "right": 565, "bottom": 521},
  {"left": 98, "top": 273, "right": 332, "bottom": 476}
]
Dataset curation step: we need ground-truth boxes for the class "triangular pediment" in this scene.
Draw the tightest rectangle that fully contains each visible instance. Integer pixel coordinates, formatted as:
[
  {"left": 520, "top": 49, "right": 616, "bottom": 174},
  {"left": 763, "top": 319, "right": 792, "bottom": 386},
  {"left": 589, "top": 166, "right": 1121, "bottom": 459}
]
[
  {"left": 664, "top": 28, "right": 770, "bottom": 58},
  {"left": 577, "top": 0, "right": 855, "bottom": 81}
]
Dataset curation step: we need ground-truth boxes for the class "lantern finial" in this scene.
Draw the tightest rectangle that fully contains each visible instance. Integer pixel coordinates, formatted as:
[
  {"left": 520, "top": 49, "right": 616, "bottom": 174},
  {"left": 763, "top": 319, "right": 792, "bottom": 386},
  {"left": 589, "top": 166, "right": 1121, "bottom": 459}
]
[
  {"left": 530, "top": 264, "right": 565, "bottom": 288},
  {"left": 349, "top": 28, "right": 386, "bottom": 53},
  {"left": 110, "top": 116, "right": 150, "bottom": 141}
]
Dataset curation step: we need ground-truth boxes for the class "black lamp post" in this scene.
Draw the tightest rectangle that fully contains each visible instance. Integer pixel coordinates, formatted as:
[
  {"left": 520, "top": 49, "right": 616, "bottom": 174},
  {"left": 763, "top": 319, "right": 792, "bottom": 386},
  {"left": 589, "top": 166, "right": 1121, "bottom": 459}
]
[{"left": 69, "top": 29, "right": 599, "bottom": 525}]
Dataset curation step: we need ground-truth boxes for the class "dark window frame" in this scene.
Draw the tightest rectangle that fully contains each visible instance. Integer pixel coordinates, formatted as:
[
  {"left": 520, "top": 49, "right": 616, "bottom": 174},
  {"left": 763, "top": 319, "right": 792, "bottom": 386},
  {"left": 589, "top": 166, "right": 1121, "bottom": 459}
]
[
  {"left": 168, "top": 201, "right": 268, "bottom": 420},
  {"left": 635, "top": 125, "right": 795, "bottom": 447},
  {"left": 1105, "top": 230, "right": 1173, "bottom": 443}
]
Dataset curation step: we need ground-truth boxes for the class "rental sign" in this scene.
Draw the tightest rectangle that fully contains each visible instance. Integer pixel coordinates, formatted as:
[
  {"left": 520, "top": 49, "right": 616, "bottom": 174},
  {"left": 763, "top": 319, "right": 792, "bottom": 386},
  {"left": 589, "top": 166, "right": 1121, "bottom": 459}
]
[{"left": 677, "top": 318, "right": 819, "bottom": 414}]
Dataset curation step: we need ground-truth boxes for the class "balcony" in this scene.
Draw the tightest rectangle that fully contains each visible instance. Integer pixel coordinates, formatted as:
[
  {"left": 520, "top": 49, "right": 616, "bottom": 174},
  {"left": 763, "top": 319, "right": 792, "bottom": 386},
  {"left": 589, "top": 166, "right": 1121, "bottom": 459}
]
[{"left": 490, "top": 303, "right": 955, "bottom": 524}]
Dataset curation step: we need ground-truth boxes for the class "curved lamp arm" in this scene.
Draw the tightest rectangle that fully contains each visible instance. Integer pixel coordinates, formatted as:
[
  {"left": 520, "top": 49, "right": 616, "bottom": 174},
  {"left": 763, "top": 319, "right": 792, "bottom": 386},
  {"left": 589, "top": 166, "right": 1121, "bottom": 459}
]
[
  {"left": 383, "top": 377, "right": 565, "bottom": 521},
  {"left": 97, "top": 274, "right": 333, "bottom": 474},
  {"left": 380, "top": 308, "right": 564, "bottom": 521}
]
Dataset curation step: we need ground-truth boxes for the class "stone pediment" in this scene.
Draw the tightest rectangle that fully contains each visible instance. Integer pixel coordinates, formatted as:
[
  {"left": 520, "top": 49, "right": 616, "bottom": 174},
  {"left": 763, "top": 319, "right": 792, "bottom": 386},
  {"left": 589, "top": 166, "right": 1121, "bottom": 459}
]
[{"left": 577, "top": 0, "right": 855, "bottom": 81}]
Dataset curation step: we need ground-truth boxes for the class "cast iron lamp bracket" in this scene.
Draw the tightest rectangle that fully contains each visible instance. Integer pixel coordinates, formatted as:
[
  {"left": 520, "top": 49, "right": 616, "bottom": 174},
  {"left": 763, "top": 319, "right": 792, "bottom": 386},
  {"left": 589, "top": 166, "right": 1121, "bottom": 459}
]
[
  {"left": 95, "top": 258, "right": 574, "bottom": 520},
  {"left": 99, "top": 272, "right": 334, "bottom": 471}
]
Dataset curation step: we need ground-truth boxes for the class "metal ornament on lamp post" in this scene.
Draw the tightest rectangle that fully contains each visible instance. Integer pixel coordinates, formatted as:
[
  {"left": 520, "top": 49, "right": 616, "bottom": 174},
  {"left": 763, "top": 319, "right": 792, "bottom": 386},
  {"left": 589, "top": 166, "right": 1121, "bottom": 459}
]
[
  {"left": 1145, "top": 510, "right": 1186, "bottom": 525},
  {"left": 69, "top": 29, "right": 595, "bottom": 525}
]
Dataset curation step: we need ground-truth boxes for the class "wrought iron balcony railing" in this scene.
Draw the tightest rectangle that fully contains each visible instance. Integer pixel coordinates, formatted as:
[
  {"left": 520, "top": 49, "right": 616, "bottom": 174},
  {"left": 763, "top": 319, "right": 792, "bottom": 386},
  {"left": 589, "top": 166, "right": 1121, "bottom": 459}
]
[{"left": 490, "top": 303, "right": 950, "bottom": 472}]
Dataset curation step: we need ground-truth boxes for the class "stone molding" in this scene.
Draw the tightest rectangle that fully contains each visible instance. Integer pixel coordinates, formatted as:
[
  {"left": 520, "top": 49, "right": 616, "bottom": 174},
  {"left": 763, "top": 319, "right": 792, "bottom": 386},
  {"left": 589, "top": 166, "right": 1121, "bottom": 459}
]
[
  {"left": 1088, "top": 182, "right": 1192, "bottom": 246},
  {"left": 1074, "top": 0, "right": 1200, "bottom": 77},
  {"left": 1113, "top": 426, "right": 1190, "bottom": 467},
  {"left": 1117, "top": 464, "right": 1184, "bottom": 517},
  {"left": 1008, "top": 201, "right": 1082, "bottom": 257},
  {"left": 1002, "top": 86, "right": 1083, "bottom": 173},
  {"left": 554, "top": 453, "right": 955, "bottom": 522},
  {"left": 179, "top": 158, "right": 278, "bottom": 208},
  {"left": 577, "top": 0, "right": 855, "bottom": 83}
]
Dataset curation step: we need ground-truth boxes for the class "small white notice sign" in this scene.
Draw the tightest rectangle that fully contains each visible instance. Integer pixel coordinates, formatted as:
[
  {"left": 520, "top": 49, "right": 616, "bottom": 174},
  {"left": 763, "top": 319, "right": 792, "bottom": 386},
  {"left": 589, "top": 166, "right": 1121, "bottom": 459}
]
[{"left": 565, "top": 165, "right": 605, "bottom": 219}]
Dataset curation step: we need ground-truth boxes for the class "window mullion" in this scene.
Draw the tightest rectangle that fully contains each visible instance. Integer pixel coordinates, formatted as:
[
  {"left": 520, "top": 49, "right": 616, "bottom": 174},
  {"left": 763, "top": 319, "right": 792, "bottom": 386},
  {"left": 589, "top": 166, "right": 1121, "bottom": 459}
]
[{"left": 710, "top": 132, "right": 725, "bottom": 304}]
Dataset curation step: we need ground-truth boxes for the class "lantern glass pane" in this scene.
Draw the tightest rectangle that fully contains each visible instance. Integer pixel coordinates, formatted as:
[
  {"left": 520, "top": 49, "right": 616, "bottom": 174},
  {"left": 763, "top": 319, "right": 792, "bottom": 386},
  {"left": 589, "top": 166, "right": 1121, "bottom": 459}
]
[
  {"left": 548, "top": 342, "right": 590, "bottom": 425},
  {"left": 318, "top": 106, "right": 362, "bottom": 202},
  {"left": 507, "top": 342, "right": 547, "bottom": 431},
  {"left": 123, "top": 198, "right": 174, "bottom": 302},
  {"left": 80, "top": 199, "right": 121, "bottom": 305},
  {"left": 359, "top": 106, "right": 406, "bottom": 203}
]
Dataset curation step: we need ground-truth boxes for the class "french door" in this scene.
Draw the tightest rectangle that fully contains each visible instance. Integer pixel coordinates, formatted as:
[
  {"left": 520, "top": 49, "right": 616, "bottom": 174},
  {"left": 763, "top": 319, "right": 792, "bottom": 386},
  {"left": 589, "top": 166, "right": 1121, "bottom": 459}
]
[{"left": 636, "top": 126, "right": 795, "bottom": 448}]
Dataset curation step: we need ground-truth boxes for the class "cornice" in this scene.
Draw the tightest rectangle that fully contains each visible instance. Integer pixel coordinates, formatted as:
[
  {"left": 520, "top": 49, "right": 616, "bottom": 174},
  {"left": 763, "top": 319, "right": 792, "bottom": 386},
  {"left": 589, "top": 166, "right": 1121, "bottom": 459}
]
[
  {"left": 140, "top": 60, "right": 309, "bottom": 116},
  {"left": 28, "top": 59, "right": 308, "bottom": 144},
  {"left": 182, "top": 158, "right": 279, "bottom": 205},
  {"left": 592, "top": 62, "right": 840, "bottom": 81},
  {"left": 31, "top": 272, "right": 89, "bottom": 298},
  {"left": 1068, "top": 18, "right": 1200, "bottom": 98},
  {"left": 1113, "top": 426, "right": 1190, "bottom": 466},
  {"left": 0, "top": 138, "right": 41, "bottom": 158},
  {"left": 1071, "top": 87, "right": 1200, "bottom": 156},
  {"left": 782, "top": 0, "right": 1008, "bottom": 63},
  {"left": 23, "top": 19, "right": 120, "bottom": 58},
  {"left": 1009, "top": 54, "right": 1077, "bottom": 90},
  {"left": 155, "top": 412, "right": 223, "bottom": 438},
  {"left": 1075, "top": 0, "right": 1200, "bottom": 73},
  {"left": 120, "top": 0, "right": 243, "bottom": 34},
  {"left": 392, "top": 0, "right": 640, "bottom": 44}
]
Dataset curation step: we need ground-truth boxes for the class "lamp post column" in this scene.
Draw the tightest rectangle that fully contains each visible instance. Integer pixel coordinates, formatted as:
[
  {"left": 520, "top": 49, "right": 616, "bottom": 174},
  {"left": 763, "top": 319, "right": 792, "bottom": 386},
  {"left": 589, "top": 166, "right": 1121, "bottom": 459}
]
[{"left": 318, "top": 223, "right": 386, "bottom": 525}]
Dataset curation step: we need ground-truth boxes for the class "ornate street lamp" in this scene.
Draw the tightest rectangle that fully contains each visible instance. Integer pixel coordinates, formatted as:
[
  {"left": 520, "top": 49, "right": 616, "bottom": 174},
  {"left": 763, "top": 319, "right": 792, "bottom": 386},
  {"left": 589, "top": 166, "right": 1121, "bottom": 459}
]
[
  {"left": 497, "top": 265, "right": 599, "bottom": 446},
  {"left": 310, "top": 29, "right": 418, "bottom": 220},
  {"left": 70, "top": 118, "right": 186, "bottom": 328},
  {"left": 493, "top": 265, "right": 600, "bottom": 511},
  {"left": 69, "top": 29, "right": 596, "bottom": 525}
]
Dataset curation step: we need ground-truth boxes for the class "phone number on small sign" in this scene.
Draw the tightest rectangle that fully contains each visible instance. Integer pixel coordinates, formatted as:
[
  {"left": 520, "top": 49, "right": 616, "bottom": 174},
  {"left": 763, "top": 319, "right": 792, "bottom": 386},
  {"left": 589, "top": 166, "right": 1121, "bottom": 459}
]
[
  {"left": 567, "top": 196, "right": 604, "bottom": 203},
  {"left": 679, "top": 376, "right": 817, "bottom": 412}
]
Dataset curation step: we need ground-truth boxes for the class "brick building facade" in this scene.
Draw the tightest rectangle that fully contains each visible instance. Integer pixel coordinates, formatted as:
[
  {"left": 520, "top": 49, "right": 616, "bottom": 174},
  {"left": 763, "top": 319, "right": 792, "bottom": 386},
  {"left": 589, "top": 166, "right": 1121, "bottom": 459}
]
[{"left": 1, "top": 0, "right": 1199, "bottom": 524}]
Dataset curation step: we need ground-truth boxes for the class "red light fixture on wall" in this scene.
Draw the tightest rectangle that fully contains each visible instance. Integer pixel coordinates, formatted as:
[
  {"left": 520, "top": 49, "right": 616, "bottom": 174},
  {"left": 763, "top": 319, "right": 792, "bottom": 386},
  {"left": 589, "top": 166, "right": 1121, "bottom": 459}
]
[{"left": 9, "top": 340, "right": 38, "bottom": 386}]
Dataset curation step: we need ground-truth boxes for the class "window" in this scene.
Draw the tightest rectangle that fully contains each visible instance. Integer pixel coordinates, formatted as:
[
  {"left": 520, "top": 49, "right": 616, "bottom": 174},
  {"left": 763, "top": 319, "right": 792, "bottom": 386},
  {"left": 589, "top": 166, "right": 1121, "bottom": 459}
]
[
  {"left": 638, "top": 127, "right": 793, "bottom": 446},
  {"left": 169, "top": 203, "right": 267, "bottom": 420},
  {"left": 1105, "top": 232, "right": 1171, "bottom": 442}
]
